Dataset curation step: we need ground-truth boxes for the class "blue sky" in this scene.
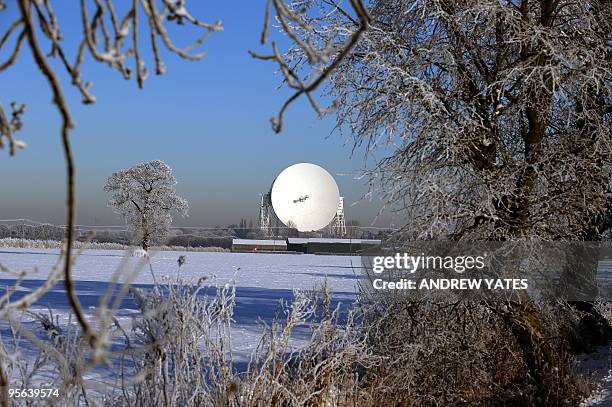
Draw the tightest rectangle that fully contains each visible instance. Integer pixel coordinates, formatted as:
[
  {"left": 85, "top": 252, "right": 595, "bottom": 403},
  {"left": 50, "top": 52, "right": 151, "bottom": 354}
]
[{"left": 0, "top": 2, "right": 392, "bottom": 227}]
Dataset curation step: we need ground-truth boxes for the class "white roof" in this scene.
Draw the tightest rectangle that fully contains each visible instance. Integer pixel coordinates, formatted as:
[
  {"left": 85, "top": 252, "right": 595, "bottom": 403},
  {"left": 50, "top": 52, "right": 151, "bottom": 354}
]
[
  {"left": 287, "top": 238, "right": 309, "bottom": 244},
  {"left": 232, "top": 239, "right": 287, "bottom": 246},
  {"left": 306, "top": 238, "right": 381, "bottom": 244}
]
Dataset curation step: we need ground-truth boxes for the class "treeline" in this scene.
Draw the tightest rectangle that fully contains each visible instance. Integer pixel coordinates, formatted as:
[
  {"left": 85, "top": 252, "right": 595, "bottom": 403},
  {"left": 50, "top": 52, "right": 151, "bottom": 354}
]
[
  {"left": 0, "top": 238, "right": 228, "bottom": 252},
  {"left": 0, "top": 223, "right": 237, "bottom": 249},
  {"left": 166, "top": 234, "right": 233, "bottom": 249},
  {"left": 0, "top": 220, "right": 388, "bottom": 249},
  {"left": 0, "top": 224, "right": 130, "bottom": 244},
  {"left": 0, "top": 224, "right": 232, "bottom": 249}
]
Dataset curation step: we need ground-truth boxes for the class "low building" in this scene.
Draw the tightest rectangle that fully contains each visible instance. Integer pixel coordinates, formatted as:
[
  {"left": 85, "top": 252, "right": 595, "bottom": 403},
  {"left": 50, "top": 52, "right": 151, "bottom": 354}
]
[
  {"left": 232, "top": 237, "right": 381, "bottom": 254},
  {"left": 286, "top": 237, "right": 309, "bottom": 253},
  {"left": 305, "top": 238, "right": 381, "bottom": 254},
  {"left": 232, "top": 239, "right": 287, "bottom": 252}
]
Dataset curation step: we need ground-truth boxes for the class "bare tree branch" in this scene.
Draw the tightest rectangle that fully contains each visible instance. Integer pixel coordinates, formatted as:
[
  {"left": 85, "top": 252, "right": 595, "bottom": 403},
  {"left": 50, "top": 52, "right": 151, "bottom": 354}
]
[
  {"left": 252, "top": 0, "right": 370, "bottom": 133},
  {"left": 1, "top": 0, "right": 222, "bottom": 356}
]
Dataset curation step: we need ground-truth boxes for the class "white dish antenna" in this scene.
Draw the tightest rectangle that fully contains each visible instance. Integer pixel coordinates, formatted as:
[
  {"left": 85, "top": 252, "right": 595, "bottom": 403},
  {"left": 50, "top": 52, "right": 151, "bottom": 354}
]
[{"left": 271, "top": 163, "right": 340, "bottom": 232}]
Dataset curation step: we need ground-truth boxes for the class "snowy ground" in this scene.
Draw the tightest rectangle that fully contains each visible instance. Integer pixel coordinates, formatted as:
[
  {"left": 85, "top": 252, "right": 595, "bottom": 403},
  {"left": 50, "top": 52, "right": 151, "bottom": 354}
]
[
  {"left": 579, "top": 345, "right": 612, "bottom": 407},
  {"left": 3, "top": 248, "right": 611, "bottom": 404},
  {"left": 0, "top": 248, "right": 363, "bottom": 390}
]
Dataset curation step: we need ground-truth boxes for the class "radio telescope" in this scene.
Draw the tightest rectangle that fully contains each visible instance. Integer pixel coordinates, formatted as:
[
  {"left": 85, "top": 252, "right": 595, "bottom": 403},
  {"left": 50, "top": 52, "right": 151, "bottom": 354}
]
[{"left": 260, "top": 163, "right": 344, "bottom": 234}]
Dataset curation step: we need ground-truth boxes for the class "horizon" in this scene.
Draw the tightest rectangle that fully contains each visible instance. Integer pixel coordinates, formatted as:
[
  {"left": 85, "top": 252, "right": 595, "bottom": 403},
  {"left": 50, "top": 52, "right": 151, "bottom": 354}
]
[{"left": 0, "top": 2, "right": 394, "bottom": 229}]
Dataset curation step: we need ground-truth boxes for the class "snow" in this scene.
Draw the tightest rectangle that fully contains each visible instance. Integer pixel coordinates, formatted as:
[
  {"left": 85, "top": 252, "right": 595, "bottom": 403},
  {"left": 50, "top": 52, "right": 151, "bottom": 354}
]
[
  {"left": 305, "top": 238, "right": 381, "bottom": 244},
  {"left": 0, "top": 248, "right": 363, "bottom": 365},
  {"left": 0, "top": 248, "right": 362, "bottom": 290},
  {"left": 287, "top": 238, "right": 309, "bottom": 244},
  {"left": 232, "top": 239, "right": 287, "bottom": 247},
  {"left": 3, "top": 247, "right": 612, "bottom": 403},
  {"left": 579, "top": 345, "right": 612, "bottom": 406}
]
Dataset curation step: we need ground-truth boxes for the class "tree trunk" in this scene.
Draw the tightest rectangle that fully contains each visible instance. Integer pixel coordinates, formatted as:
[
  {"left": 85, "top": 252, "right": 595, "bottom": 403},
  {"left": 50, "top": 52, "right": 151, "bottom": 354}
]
[
  {"left": 141, "top": 216, "right": 150, "bottom": 251},
  {"left": 503, "top": 301, "right": 570, "bottom": 406}
]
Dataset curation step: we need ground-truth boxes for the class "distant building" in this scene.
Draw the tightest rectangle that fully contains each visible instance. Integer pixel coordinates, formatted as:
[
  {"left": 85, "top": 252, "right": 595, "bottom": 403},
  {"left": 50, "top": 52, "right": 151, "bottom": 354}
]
[
  {"left": 232, "top": 237, "right": 381, "bottom": 254},
  {"left": 286, "top": 237, "right": 309, "bottom": 253},
  {"left": 232, "top": 239, "right": 287, "bottom": 252},
  {"left": 303, "top": 238, "right": 381, "bottom": 255}
]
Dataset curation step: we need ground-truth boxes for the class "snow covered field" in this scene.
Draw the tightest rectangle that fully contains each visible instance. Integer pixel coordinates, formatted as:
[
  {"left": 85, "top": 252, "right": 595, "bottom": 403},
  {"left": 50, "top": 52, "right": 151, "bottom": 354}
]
[
  {"left": 0, "top": 248, "right": 363, "bottom": 384},
  {"left": 579, "top": 345, "right": 612, "bottom": 407},
  {"left": 0, "top": 248, "right": 362, "bottom": 291},
  {"left": 4, "top": 248, "right": 610, "bottom": 405}
]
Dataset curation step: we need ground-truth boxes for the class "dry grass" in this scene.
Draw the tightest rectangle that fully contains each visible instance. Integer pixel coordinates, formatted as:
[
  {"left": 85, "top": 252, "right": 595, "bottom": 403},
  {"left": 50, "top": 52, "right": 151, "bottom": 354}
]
[{"left": 0, "top": 256, "right": 599, "bottom": 406}]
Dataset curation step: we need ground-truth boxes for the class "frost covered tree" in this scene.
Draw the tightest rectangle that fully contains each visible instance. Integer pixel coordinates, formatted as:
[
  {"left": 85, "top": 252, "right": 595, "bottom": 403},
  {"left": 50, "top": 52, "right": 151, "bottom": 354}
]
[
  {"left": 271, "top": 0, "right": 610, "bottom": 401},
  {"left": 0, "top": 0, "right": 222, "bottom": 344},
  {"left": 282, "top": 0, "right": 611, "bottom": 242},
  {"left": 0, "top": 0, "right": 370, "bottom": 391},
  {"left": 105, "top": 160, "right": 188, "bottom": 251}
]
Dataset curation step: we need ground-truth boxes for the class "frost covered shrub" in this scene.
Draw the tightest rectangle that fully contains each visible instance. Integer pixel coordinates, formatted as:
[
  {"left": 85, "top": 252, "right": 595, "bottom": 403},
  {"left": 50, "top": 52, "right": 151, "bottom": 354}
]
[
  {"left": 0, "top": 237, "right": 129, "bottom": 250},
  {"left": 0, "top": 268, "right": 375, "bottom": 406},
  {"left": 111, "top": 279, "right": 373, "bottom": 407},
  {"left": 0, "top": 256, "right": 594, "bottom": 407},
  {"left": 353, "top": 297, "right": 586, "bottom": 406}
]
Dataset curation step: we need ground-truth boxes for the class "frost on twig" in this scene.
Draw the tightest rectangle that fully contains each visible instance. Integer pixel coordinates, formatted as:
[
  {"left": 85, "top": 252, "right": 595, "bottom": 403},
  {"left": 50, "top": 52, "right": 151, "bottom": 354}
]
[
  {"left": 0, "top": 0, "right": 223, "bottom": 146},
  {"left": 0, "top": 102, "right": 26, "bottom": 156},
  {"left": 0, "top": 0, "right": 222, "bottom": 351},
  {"left": 252, "top": 0, "right": 370, "bottom": 133},
  {"left": 312, "top": 0, "right": 611, "bottom": 241}
]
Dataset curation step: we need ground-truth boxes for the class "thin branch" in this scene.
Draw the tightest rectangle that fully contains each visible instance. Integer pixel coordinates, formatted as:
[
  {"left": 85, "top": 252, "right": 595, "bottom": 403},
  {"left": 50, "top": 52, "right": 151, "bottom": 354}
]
[
  {"left": 18, "top": 0, "right": 98, "bottom": 350},
  {"left": 253, "top": 0, "right": 370, "bottom": 133}
]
